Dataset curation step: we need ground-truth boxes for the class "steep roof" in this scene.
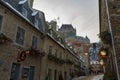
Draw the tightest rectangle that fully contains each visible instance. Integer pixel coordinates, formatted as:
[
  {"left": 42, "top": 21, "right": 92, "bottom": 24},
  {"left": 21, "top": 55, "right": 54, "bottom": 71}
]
[
  {"left": 76, "top": 36, "right": 90, "bottom": 43},
  {"left": 1, "top": 0, "right": 44, "bottom": 33},
  {"left": 59, "top": 24, "right": 75, "bottom": 31}
]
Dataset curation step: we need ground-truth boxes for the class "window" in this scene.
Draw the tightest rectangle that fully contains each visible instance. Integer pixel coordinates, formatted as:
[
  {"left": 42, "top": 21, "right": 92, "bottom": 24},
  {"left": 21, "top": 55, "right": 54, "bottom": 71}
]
[
  {"left": 22, "top": 67, "right": 29, "bottom": 78},
  {"left": 48, "top": 69, "right": 52, "bottom": 80},
  {"left": 10, "top": 63, "right": 21, "bottom": 80},
  {"left": 64, "top": 72, "right": 67, "bottom": 80},
  {"left": 34, "top": 18, "right": 39, "bottom": 28},
  {"left": 29, "top": 66, "right": 35, "bottom": 80},
  {"left": 55, "top": 49, "right": 57, "bottom": 57},
  {"left": 0, "top": 15, "right": 3, "bottom": 31},
  {"left": 32, "top": 36, "right": 38, "bottom": 49},
  {"left": 48, "top": 46, "right": 52, "bottom": 54},
  {"left": 49, "top": 30, "right": 53, "bottom": 35},
  {"left": 54, "top": 70, "right": 57, "bottom": 80},
  {"left": 16, "top": 27, "right": 25, "bottom": 45},
  {"left": 60, "top": 52, "right": 62, "bottom": 59},
  {"left": 59, "top": 38, "right": 61, "bottom": 42},
  {"left": 22, "top": 8, "right": 27, "bottom": 17}
]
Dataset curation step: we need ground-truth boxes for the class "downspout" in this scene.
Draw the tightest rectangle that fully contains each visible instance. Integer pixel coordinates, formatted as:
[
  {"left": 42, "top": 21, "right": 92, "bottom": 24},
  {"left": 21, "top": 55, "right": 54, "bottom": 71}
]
[{"left": 39, "top": 57, "right": 42, "bottom": 80}]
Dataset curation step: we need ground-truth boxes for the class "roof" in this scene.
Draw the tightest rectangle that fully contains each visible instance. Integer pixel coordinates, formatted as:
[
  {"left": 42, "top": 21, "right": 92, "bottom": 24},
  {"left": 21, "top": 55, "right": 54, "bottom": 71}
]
[
  {"left": 76, "top": 36, "right": 90, "bottom": 43},
  {"left": 1, "top": 0, "right": 44, "bottom": 33},
  {"left": 47, "top": 33, "right": 65, "bottom": 50},
  {"left": 59, "top": 24, "right": 76, "bottom": 31}
]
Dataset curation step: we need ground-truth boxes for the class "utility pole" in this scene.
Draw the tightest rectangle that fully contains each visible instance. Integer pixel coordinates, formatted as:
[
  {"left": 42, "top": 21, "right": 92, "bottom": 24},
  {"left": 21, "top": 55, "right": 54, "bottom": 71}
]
[{"left": 105, "top": 0, "right": 120, "bottom": 79}]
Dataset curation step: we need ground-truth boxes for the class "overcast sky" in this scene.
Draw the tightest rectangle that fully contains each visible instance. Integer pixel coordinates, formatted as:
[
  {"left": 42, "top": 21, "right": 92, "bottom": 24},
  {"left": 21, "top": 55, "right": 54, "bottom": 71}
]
[{"left": 33, "top": 0, "right": 100, "bottom": 43}]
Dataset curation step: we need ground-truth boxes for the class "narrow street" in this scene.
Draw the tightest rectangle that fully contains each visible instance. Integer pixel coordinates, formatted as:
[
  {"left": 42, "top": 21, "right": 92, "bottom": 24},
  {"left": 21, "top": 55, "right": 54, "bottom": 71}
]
[
  {"left": 1, "top": 0, "right": 120, "bottom": 80},
  {"left": 73, "top": 74, "right": 104, "bottom": 80}
]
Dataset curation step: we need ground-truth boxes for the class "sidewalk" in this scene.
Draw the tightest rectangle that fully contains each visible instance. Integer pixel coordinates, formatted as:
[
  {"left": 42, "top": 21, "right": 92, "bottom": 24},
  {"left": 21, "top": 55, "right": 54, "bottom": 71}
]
[
  {"left": 72, "top": 75, "right": 94, "bottom": 80},
  {"left": 72, "top": 74, "right": 104, "bottom": 80},
  {"left": 72, "top": 76, "right": 86, "bottom": 80}
]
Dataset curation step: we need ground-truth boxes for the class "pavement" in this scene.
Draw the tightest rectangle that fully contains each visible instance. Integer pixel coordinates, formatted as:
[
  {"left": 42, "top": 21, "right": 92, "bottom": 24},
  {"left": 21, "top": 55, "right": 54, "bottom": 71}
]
[
  {"left": 72, "top": 74, "right": 104, "bottom": 80},
  {"left": 92, "top": 74, "right": 104, "bottom": 80}
]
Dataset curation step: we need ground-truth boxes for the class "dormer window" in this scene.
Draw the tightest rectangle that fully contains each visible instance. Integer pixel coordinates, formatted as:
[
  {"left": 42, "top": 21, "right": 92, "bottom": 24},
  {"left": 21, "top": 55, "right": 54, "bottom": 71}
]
[
  {"left": 22, "top": 8, "right": 27, "bottom": 17},
  {"left": 50, "top": 30, "right": 52, "bottom": 35},
  {"left": 35, "top": 18, "right": 39, "bottom": 28}
]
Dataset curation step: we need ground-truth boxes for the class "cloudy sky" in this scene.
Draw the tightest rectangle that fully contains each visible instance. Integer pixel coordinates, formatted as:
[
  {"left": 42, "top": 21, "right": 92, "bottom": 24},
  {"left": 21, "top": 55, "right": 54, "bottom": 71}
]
[{"left": 33, "top": 0, "right": 100, "bottom": 43}]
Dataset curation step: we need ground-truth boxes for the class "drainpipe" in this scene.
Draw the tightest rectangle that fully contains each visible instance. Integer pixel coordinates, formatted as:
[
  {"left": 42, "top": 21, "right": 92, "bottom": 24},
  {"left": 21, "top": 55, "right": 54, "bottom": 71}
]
[
  {"left": 105, "top": 0, "right": 120, "bottom": 79},
  {"left": 39, "top": 57, "right": 42, "bottom": 80}
]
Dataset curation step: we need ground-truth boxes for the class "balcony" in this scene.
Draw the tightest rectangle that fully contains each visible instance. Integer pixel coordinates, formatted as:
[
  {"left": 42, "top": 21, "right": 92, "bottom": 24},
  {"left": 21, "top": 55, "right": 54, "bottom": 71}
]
[{"left": 47, "top": 54, "right": 65, "bottom": 65}]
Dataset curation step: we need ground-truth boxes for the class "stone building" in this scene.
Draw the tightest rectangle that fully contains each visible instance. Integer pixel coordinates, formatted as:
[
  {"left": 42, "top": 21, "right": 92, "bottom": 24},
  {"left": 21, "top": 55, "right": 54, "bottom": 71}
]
[
  {"left": 89, "top": 43, "right": 101, "bottom": 63},
  {"left": 0, "top": 0, "right": 44, "bottom": 80},
  {"left": 42, "top": 22, "right": 81, "bottom": 80},
  {"left": 89, "top": 63, "right": 101, "bottom": 74},
  {"left": 0, "top": 0, "right": 81, "bottom": 80},
  {"left": 58, "top": 24, "right": 76, "bottom": 38},
  {"left": 89, "top": 43, "right": 102, "bottom": 74},
  {"left": 59, "top": 24, "right": 90, "bottom": 75},
  {"left": 99, "top": 0, "right": 120, "bottom": 79}
]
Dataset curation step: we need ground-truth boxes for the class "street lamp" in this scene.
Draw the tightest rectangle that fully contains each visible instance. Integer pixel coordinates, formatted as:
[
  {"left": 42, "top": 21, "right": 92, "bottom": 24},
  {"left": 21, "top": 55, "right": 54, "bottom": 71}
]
[
  {"left": 85, "top": 53, "right": 88, "bottom": 56},
  {"left": 99, "top": 48, "right": 108, "bottom": 58},
  {"left": 100, "top": 50, "right": 107, "bottom": 58},
  {"left": 99, "top": 59, "right": 105, "bottom": 73},
  {"left": 100, "top": 60, "right": 104, "bottom": 66}
]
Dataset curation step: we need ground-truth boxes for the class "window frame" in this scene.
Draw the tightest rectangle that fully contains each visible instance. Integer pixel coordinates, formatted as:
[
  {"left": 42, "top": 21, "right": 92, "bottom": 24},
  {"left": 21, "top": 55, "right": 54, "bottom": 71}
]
[
  {"left": 55, "top": 49, "right": 57, "bottom": 57},
  {"left": 47, "top": 68, "right": 52, "bottom": 80},
  {"left": 15, "top": 26, "right": 25, "bottom": 46},
  {"left": 32, "top": 35, "right": 38, "bottom": 49},
  {"left": 48, "top": 46, "right": 52, "bottom": 54}
]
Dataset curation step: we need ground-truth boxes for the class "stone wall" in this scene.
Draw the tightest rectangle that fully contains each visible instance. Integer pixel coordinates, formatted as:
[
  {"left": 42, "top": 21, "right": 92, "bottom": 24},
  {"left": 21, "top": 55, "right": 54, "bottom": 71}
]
[{"left": 0, "top": 3, "right": 44, "bottom": 80}]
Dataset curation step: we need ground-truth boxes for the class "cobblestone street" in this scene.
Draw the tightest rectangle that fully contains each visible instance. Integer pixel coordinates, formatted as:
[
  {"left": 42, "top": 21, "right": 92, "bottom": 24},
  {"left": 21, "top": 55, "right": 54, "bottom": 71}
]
[{"left": 73, "top": 74, "right": 104, "bottom": 80}]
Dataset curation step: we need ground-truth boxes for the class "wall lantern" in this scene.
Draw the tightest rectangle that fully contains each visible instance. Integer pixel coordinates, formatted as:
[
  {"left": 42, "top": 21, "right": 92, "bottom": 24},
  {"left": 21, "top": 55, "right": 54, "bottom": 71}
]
[
  {"left": 99, "top": 48, "right": 108, "bottom": 58},
  {"left": 100, "top": 50, "right": 107, "bottom": 57},
  {"left": 100, "top": 60, "right": 104, "bottom": 65}
]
